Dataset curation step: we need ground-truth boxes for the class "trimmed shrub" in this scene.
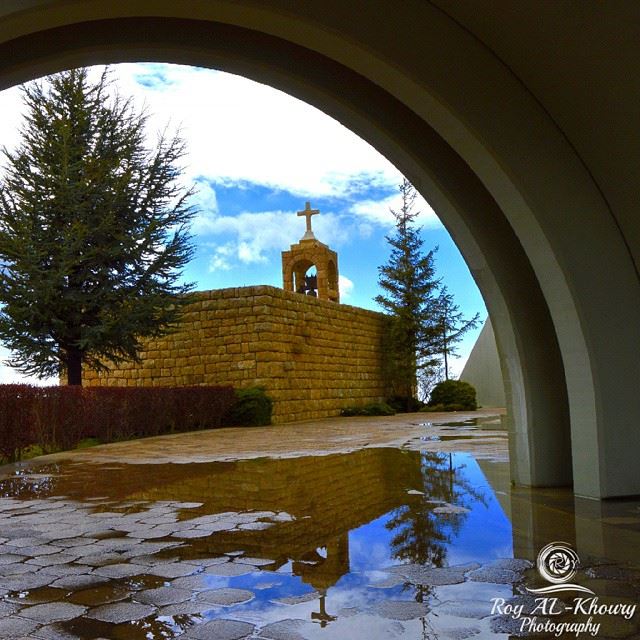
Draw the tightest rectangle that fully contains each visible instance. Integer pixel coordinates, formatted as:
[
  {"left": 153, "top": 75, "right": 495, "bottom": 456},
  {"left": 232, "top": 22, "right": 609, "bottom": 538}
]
[
  {"left": 0, "top": 384, "right": 236, "bottom": 462},
  {"left": 340, "top": 402, "right": 396, "bottom": 417},
  {"left": 0, "top": 385, "right": 38, "bottom": 462},
  {"left": 223, "top": 386, "right": 273, "bottom": 427},
  {"left": 427, "top": 380, "right": 477, "bottom": 411},
  {"left": 32, "top": 385, "right": 88, "bottom": 452},
  {"left": 86, "top": 386, "right": 237, "bottom": 440}
]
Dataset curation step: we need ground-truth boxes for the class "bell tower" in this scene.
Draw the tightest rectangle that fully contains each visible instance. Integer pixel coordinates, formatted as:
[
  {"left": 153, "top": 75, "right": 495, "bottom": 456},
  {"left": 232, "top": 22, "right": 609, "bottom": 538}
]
[{"left": 282, "top": 202, "right": 340, "bottom": 303}]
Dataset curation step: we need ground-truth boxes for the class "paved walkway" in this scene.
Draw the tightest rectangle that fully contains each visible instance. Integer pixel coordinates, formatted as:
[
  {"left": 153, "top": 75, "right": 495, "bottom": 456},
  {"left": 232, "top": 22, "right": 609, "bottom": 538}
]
[{"left": 30, "top": 409, "right": 508, "bottom": 466}]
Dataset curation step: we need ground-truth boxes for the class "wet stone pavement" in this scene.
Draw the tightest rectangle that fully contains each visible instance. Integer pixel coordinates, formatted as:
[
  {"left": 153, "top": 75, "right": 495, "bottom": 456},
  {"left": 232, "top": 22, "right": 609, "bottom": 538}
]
[{"left": 0, "top": 413, "right": 637, "bottom": 639}]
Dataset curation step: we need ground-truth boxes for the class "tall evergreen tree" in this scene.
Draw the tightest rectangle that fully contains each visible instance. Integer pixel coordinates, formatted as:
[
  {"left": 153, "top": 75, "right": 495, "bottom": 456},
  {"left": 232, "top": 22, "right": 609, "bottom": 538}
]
[
  {"left": 435, "top": 286, "right": 480, "bottom": 380},
  {"left": 0, "top": 67, "right": 195, "bottom": 386},
  {"left": 375, "top": 179, "right": 442, "bottom": 403}
]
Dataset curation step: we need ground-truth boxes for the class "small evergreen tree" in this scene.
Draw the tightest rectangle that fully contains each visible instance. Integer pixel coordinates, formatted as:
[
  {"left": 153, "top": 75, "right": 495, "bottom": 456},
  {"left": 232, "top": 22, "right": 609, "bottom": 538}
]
[
  {"left": 0, "top": 67, "right": 195, "bottom": 385},
  {"left": 375, "top": 179, "right": 442, "bottom": 405},
  {"left": 435, "top": 286, "right": 480, "bottom": 380}
]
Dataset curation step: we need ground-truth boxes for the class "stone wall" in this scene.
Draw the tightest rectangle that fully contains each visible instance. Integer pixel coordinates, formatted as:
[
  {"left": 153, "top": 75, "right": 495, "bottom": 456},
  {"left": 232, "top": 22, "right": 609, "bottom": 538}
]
[{"left": 84, "top": 285, "right": 391, "bottom": 423}]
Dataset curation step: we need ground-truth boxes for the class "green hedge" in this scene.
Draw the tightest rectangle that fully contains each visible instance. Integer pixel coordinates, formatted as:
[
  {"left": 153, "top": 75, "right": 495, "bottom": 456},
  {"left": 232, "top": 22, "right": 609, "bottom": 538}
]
[
  {"left": 426, "top": 380, "right": 477, "bottom": 411},
  {"left": 223, "top": 386, "right": 273, "bottom": 427}
]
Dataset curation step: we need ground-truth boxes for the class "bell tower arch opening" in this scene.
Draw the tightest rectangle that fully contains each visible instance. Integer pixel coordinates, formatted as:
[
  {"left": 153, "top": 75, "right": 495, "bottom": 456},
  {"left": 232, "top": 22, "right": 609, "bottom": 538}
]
[{"left": 293, "top": 260, "right": 316, "bottom": 297}]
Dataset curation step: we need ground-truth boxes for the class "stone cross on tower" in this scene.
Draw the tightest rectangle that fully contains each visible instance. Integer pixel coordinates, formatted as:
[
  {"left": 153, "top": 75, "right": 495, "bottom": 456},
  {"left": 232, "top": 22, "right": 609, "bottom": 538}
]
[{"left": 297, "top": 201, "right": 319, "bottom": 240}]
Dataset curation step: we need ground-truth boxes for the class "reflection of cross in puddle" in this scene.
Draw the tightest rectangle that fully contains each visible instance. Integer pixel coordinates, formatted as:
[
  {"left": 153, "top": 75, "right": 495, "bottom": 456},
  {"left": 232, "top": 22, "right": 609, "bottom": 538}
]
[
  {"left": 292, "top": 536, "right": 346, "bottom": 626},
  {"left": 311, "top": 590, "right": 336, "bottom": 627}
]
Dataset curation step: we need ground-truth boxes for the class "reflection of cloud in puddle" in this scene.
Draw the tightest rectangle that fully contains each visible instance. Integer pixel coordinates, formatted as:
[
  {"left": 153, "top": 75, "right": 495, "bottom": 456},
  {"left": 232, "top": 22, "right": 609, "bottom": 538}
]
[
  {"left": 293, "top": 611, "right": 425, "bottom": 640},
  {"left": 434, "top": 580, "right": 513, "bottom": 603},
  {"left": 254, "top": 581, "right": 282, "bottom": 590},
  {"left": 349, "top": 538, "right": 390, "bottom": 569}
]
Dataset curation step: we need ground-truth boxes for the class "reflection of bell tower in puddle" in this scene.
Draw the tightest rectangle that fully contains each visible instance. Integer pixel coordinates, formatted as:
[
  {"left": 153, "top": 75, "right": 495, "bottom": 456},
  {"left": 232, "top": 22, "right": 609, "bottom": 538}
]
[{"left": 291, "top": 536, "right": 348, "bottom": 625}]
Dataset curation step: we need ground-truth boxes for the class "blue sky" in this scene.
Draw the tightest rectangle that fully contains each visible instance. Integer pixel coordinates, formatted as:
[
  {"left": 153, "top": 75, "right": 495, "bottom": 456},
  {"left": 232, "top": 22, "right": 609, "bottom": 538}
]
[{"left": 0, "top": 63, "right": 486, "bottom": 382}]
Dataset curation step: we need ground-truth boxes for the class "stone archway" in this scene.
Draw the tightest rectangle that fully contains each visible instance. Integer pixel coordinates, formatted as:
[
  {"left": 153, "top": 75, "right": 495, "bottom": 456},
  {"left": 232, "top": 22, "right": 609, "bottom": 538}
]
[{"left": 0, "top": 2, "right": 638, "bottom": 499}]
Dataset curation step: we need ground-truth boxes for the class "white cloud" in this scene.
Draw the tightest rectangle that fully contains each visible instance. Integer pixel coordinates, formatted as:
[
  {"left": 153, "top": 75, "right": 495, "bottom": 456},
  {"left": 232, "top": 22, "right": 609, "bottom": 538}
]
[
  {"left": 203, "top": 209, "right": 302, "bottom": 269},
  {"left": 339, "top": 274, "right": 354, "bottom": 299},
  {"left": 357, "top": 222, "right": 374, "bottom": 239},
  {"left": 101, "top": 64, "right": 402, "bottom": 198},
  {"left": 0, "top": 86, "right": 23, "bottom": 153},
  {"left": 192, "top": 179, "right": 219, "bottom": 214},
  {"left": 350, "top": 192, "right": 442, "bottom": 229},
  {"left": 1, "top": 65, "right": 440, "bottom": 222},
  {"left": 2, "top": 65, "right": 439, "bottom": 254},
  {"left": 208, "top": 243, "right": 235, "bottom": 271}
]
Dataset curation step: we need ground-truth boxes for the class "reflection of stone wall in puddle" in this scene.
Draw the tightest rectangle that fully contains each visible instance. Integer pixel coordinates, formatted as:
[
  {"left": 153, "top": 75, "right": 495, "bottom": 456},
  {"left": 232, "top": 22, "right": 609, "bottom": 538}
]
[
  {"left": 130, "top": 447, "right": 416, "bottom": 535},
  {"left": 13, "top": 447, "right": 470, "bottom": 592},
  {"left": 83, "top": 285, "right": 391, "bottom": 423},
  {"left": 123, "top": 448, "right": 422, "bottom": 589}
]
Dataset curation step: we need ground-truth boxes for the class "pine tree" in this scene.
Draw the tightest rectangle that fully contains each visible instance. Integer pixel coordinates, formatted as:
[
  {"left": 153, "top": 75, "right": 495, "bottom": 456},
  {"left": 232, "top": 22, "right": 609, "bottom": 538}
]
[
  {"left": 435, "top": 286, "right": 480, "bottom": 380},
  {"left": 375, "top": 179, "right": 442, "bottom": 404},
  {"left": 0, "top": 67, "right": 195, "bottom": 386}
]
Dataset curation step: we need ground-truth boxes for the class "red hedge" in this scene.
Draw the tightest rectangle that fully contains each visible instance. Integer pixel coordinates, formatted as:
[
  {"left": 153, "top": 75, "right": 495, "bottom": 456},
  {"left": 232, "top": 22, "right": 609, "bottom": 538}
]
[{"left": 0, "top": 384, "right": 236, "bottom": 462}]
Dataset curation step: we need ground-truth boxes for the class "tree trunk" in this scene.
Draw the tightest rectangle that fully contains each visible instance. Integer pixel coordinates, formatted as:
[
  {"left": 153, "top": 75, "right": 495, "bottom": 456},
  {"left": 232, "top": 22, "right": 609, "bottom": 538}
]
[
  {"left": 66, "top": 346, "right": 83, "bottom": 386},
  {"left": 442, "top": 324, "right": 450, "bottom": 380}
]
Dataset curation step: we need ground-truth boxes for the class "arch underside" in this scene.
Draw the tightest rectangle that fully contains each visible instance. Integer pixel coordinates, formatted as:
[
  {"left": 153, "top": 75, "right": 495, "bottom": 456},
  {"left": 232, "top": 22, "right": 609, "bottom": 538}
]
[{"left": 0, "top": 4, "right": 638, "bottom": 499}]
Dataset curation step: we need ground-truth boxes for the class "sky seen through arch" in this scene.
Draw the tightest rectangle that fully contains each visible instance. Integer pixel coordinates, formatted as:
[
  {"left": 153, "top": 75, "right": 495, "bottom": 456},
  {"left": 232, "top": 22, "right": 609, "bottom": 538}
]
[{"left": 0, "top": 62, "right": 486, "bottom": 384}]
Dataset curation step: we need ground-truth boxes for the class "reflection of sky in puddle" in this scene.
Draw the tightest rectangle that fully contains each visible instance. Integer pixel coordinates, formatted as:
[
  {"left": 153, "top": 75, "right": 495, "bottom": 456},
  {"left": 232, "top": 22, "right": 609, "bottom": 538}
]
[
  {"left": 161, "top": 452, "right": 514, "bottom": 630},
  {"left": 349, "top": 454, "right": 512, "bottom": 569}
]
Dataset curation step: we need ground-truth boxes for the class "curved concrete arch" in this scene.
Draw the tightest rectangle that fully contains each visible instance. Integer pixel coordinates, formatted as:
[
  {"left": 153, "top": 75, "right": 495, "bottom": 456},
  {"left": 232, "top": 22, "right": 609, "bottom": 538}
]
[{"left": 0, "top": 2, "right": 637, "bottom": 498}]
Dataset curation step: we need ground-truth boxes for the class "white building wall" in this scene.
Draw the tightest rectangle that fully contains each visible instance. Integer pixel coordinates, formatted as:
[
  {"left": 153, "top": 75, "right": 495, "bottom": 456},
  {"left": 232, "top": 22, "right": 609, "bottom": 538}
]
[{"left": 460, "top": 318, "right": 506, "bottom": 408}]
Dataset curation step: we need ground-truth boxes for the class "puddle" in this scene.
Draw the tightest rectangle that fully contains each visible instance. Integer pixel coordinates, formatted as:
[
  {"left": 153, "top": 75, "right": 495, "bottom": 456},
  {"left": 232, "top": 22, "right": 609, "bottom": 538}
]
[
  {"left": 422, "top": 434, "right": 478, "bottom": 442},
  {"left": 420, "top": 416, "right": 503, "bottom": 430},
  {"left": 417, "top": 418, "right": 496, "bottom": 444},
  {"left": 0, "top": 426, "right": 637, "bottom": 639}
]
